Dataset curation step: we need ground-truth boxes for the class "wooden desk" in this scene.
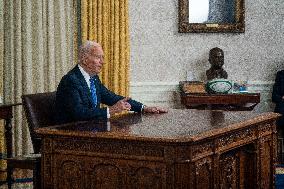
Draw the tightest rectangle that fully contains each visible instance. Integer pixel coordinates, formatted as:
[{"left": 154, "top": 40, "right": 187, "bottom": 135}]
[
  {"left": 180, "top": 93, "right": 260, "bottom": 111},
  {"left": 37, "top": 109, "right": 279, "bottom": 189}
]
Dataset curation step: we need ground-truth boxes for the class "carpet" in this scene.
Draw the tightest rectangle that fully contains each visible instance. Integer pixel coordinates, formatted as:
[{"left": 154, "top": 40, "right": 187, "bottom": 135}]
[
  {"left": 276, "top": 165, "right": 284, "bottom": 189},
  {"left": 0, "top": 169, "right": 33, "bottom": 189},
  {"left": 0, "top": 182, "right": 33, "bottom": 189}
]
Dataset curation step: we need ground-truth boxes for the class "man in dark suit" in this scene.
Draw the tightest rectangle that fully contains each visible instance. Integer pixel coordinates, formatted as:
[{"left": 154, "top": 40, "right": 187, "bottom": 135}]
[
  {"left": 55, "top": 41, "right": 167, "bottom": 124},
  {"left": 272, "top": 70, "right": 284, "bottom": 129}
]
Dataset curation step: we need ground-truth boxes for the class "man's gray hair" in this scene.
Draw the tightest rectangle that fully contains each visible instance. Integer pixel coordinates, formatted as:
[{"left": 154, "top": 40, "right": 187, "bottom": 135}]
[{"left": 78, "top": 40, "right": 101, "bottom": 62}]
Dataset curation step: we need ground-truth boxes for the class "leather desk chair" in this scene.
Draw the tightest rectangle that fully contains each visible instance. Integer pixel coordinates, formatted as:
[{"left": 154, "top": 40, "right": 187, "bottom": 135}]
[{"left": 6, "top": 92, "right": 57, "bottom": 189}]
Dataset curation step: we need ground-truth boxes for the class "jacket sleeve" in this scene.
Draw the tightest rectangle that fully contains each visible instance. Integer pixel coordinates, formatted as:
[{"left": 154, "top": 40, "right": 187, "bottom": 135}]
[
  {"left": 56, "top": 76, "right": 108, "bottom": 122},
  {"left": 272, "top": 71, "right": 284, "bottom": 104},
  {"left": 99, "top": 81, "right": 143, "bottom": 112}
]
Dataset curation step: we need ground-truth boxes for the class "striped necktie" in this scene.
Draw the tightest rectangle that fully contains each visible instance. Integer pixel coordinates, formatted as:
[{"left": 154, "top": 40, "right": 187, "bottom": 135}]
[{"left": 89, "top": 77, "right": 97, "bottom": 107}]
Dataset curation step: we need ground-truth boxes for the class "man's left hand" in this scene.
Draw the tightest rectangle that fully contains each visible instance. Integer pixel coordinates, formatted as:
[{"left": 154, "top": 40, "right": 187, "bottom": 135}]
[{"left": 143, "top": 106, "right": 168, "bottom": 114}]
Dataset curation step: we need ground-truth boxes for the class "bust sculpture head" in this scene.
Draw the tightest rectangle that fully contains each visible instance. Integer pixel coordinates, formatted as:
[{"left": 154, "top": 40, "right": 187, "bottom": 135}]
[{"left": 206, "top": 47, "right": 228, "bottom": 80}]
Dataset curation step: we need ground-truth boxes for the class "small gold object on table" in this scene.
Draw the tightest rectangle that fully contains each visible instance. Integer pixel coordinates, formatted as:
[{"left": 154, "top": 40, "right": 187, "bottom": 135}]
[{"left": 179, "top": 81, "right": 206, "bottom": 94}]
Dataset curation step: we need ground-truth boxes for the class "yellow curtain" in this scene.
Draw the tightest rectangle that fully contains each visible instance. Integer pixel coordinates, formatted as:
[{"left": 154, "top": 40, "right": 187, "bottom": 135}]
[{"left": 81, "top": 0, "right": 130, "bottom": 97}]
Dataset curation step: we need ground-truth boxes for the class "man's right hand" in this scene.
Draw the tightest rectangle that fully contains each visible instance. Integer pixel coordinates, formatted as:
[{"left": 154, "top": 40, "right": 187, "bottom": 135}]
[{"left": 109, "top": 97, "right": 132, "bottom": 115}]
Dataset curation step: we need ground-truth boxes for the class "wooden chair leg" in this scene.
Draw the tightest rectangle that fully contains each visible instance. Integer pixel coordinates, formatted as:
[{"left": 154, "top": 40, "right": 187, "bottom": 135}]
[
  {"left": 33, "top": 160, "right": 41, "bottom": 189},
  {"left": 7, "top": 166, "right": 13, "bottom": 189}
]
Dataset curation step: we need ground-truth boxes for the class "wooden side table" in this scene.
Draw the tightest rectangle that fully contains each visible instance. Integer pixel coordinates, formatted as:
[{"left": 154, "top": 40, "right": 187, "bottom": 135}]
[{"left": 180, "top": 92, "right": 260, "bottom": 111}]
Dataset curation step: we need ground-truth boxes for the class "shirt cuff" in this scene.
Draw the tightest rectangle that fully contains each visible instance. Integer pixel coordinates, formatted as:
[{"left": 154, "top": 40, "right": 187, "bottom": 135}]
[
  {"left": 141, "top": 104, "right": 145, "bottom": 112},
  {"left": 107, "top": 121, "right": 111, "bottom": 131},
  {"left": 107, "top": 107, "right": 110, "bottom": 118}
]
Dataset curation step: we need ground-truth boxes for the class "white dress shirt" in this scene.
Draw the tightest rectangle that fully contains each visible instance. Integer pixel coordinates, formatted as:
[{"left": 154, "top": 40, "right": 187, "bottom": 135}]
[{"left": 78, "top": 64, "right": 110, "bottom": 118}]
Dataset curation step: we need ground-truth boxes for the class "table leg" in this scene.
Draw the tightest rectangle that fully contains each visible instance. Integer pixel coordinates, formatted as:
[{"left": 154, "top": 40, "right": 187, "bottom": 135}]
[
  {"left": 33, "top": 159, "right": 41, "bottom": 189},
  {"left": 5, "top": 118, "right": 12, "bottom": 159},
  {"left": 5, "top": 118, "right": 13, "bottom": 189}
]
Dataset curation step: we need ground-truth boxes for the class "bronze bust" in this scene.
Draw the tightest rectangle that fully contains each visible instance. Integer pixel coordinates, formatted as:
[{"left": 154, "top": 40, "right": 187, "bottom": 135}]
[{"left": 206, "top": 47, "right": 228, "bottom": 80}]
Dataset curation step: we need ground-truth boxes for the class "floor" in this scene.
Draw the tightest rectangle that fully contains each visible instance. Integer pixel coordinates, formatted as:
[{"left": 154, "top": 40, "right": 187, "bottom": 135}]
[
  {"left": 276, "top": 165, "right": 284, "bottom": 189},
  {"left": 0, "top": 170, "right": 33, "bottom": 189},
  {"left": 277, "top": 137, "right": 284, "bottom": 189},
  {"left": 0, "top": 183, "right": 32, "bottom": 189}
]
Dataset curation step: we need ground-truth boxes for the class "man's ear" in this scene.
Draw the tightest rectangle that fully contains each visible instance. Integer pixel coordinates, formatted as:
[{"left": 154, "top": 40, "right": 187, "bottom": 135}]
[
  {"left": 81, "top": 57, "right": 88, "bottom": 66},
  {"left": 208, "top": 58, "right": 212, "bottom": 64}
]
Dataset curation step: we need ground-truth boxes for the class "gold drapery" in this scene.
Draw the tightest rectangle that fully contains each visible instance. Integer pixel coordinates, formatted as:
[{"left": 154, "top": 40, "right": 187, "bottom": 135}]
[{"left": 81, "top": 0, "right": 130, "bottom": 96}]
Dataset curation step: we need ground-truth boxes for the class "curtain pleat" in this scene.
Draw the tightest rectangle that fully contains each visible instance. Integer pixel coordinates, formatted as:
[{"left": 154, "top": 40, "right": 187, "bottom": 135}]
[
  {"left": 0, "top": 0, "right": 4, "bottom": 181},
  {"left": 0, "top": 0, "right": 78, "bottom": 173},
  {"left": 0, "top": 0, "right": 3, "bottom": 97},
  {"left": 81, "top": 0, "right": 130, "bottom": 97}
]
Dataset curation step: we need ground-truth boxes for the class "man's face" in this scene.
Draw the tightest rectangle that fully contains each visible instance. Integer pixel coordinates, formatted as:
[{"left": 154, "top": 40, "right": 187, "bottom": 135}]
[{"left": 83, "top": 46, "right": 104, "bottom": 76}]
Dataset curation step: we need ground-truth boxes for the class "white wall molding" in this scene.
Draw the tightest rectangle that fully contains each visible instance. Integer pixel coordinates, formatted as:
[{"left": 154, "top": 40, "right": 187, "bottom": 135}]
[
  {"left": 130, "top": 82, "right": 181, "bottom": 108},
  {"left": 130, "top": 81, "right": 275, "bottom": 112}
]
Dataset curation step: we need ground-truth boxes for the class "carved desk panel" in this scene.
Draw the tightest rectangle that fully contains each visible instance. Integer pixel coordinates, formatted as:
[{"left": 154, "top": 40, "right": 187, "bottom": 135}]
[{"left": 36, "top": 109, "right": 279, "bottom": 189}]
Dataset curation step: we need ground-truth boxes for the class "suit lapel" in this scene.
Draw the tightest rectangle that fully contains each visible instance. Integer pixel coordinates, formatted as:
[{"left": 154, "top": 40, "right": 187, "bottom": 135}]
[{"left": 73, "top": 65, "right": 94, "bottom": 106}]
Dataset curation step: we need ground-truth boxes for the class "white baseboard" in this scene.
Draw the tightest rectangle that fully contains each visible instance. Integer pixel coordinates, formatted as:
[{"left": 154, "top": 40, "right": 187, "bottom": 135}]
[{"left": 130, "top": 82, "right": 180, "bottom": 108}]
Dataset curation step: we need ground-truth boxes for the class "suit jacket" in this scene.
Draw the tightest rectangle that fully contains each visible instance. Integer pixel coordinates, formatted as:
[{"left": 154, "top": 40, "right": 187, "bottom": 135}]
[
  {"left": 55, "top": 65, "right": 143, "bottom": 124},
  {"left": 272, "top": 70, "right": 284, "bottom": 114}
]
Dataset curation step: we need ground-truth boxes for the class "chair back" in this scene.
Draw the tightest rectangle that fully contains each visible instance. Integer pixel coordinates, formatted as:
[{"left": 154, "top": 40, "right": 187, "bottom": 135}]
[{"left": 22, "top": 92, "right": 57, "bottom": 153}]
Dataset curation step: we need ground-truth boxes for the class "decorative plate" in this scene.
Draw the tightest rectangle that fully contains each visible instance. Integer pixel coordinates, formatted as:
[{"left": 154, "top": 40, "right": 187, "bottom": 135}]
[{"left": 206, "top": 79, "right": 232, "bottom": 94}]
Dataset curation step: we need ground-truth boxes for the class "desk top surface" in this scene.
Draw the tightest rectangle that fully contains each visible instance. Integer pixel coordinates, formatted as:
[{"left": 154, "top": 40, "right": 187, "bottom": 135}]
[{"left": 36, "top": 109, "right": 279, "bottom": 142}]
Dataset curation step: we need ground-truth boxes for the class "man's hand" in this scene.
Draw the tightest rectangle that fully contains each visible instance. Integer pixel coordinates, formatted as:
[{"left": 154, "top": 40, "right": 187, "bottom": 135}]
[
  {"left": 143, "top": 106, "right": 168, "bottom": 114},
  {"left": 109, "top": 97, "right": 132, "bottom": 115}
]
